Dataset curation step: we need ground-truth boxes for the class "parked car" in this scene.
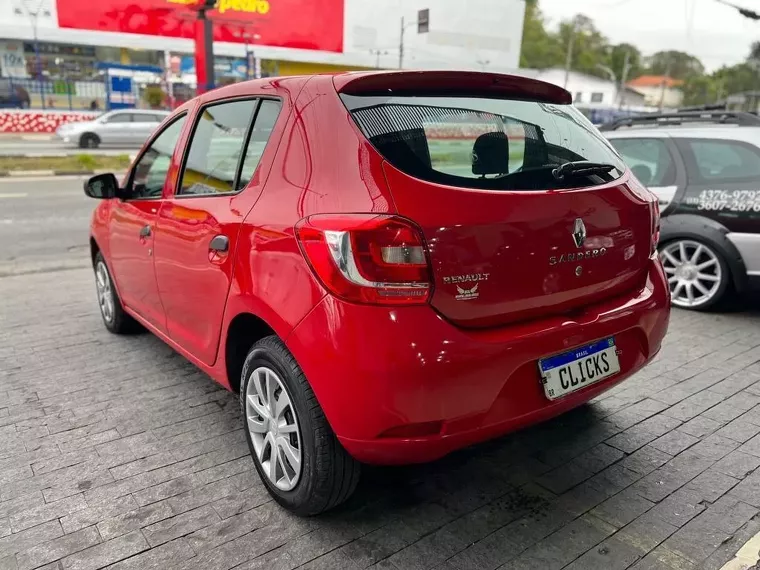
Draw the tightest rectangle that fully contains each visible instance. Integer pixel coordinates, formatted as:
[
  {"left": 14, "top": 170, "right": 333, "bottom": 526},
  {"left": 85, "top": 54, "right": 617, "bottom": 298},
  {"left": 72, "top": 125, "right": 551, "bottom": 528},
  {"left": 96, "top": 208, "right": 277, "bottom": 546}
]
[
  {"left": 56, "top": 109, "right": 169, "bottom": 148},
  {"left": 84, "top": 71, "right": 670, "bottom": 514},
  {"left": 602, "top": 111, "right": 760, "bottom": 310},
  {"left": 0, "top": 79, "right": 30, "bottom": 108}
]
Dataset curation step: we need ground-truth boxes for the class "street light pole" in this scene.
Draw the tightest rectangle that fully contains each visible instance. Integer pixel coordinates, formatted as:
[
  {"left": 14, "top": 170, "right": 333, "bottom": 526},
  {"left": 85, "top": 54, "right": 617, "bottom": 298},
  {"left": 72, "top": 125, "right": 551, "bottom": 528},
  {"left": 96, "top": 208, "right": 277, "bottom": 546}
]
[
  {"left": 398, "top": 17, "right": 418, "bottom": 69},
  {"left": 17, "top": 0, "right": 47, "bottom": 109}
]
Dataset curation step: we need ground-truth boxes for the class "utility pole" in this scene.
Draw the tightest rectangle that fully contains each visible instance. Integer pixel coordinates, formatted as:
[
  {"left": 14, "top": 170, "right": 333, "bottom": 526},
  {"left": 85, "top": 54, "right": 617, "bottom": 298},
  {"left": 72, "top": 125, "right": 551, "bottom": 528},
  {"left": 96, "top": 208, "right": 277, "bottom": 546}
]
[
  {"left": 370, "top": 49, "right": 388, "bottom": 69},
  {"left": 563, "top": 20, "right": 577, "bottom": 89},
  {"left": 398, "top": 10, "right": 428, "bottom": 70},
  {"left": 398, "top": 17, "right": 406, "bottom": 69},
  {"left": 618, "top": 49, "right": 631, "bottom": 109},
  {"left": 658, "top": 59, "right": 672, "bottom": 112}
]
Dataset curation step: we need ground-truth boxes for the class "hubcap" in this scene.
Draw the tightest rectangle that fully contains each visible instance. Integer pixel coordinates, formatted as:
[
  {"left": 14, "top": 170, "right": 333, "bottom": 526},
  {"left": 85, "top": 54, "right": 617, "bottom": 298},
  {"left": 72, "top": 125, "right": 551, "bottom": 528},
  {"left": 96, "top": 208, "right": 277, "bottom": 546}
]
[
  {"left": 95, "top": 261, "right": 115, "bottom": 323},
  {"left": 660, "top": 240, "right": 722, "bottom": 308},
  {"left": 245, "top": 366, "right": 302, "bottom": 491}
]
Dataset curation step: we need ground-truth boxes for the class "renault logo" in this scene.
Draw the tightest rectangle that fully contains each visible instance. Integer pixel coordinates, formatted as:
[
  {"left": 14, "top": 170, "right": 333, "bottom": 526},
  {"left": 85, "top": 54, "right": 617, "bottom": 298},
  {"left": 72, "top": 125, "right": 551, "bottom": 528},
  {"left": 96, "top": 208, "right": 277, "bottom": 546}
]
[{"left": 572, "top": 218, "right": 586, "bottom": 248}]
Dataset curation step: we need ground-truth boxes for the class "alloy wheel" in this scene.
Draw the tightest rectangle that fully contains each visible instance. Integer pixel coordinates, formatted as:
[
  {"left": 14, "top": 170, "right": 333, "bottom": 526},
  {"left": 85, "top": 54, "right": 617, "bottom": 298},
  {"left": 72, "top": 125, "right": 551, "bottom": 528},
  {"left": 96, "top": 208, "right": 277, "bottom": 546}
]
[
  {"left": 245, "top": 366, "right": 302, "bottom": 491},
  {"left": 95, "top": 261, "right": 115, "bottom": 324},
  {"left": 660, "top": 240, "right": 722, "bottom": 309}
]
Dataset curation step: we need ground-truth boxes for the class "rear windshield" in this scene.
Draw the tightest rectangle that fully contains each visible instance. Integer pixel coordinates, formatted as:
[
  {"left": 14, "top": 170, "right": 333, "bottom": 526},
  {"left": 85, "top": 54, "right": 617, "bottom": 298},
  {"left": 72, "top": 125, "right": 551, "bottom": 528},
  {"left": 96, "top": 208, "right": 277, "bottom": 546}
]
[{"left": 340, "top": 94, "right": 625, "bottom": 190}]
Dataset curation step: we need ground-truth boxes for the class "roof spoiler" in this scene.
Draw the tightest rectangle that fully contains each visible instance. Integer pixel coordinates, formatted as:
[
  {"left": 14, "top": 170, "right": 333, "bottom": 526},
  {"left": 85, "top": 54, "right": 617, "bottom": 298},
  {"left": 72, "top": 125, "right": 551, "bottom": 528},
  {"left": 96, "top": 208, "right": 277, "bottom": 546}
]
[{"left": 333, "top": 71, "right": 572, "bottom": 105}]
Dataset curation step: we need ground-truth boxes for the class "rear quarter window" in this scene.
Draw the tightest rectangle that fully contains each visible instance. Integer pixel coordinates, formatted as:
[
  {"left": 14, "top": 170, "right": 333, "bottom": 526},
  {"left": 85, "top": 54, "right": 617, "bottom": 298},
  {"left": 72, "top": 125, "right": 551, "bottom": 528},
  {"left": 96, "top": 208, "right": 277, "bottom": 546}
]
[{"left": 340, "top": 94, "right": 625, "bottom": 191}]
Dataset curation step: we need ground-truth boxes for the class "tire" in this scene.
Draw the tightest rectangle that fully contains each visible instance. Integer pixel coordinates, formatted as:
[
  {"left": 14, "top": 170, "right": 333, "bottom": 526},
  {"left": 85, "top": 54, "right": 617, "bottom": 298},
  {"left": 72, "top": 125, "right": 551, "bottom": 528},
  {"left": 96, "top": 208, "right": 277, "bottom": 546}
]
[
  {"left": 239, "top": 336, "right": 360, "bottom": 515},
  {"left": 80, "top": 133, "right": 100, "bottom": 149},
  {"left": 659, "top": 238, "right": 731, "bottom": 311},
  {"left": 93, "top": 252, "right": 140, "bottom": 334}
]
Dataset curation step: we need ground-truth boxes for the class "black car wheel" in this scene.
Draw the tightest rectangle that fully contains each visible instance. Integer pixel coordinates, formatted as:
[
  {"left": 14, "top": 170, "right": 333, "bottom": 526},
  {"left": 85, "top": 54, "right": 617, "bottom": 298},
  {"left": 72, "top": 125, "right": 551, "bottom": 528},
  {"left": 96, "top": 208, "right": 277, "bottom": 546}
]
[
  {"left": 240, "top": 336, "right": 360, "bottom": 515},
  {"left": 80, "top": 133, "right": 100, "bottom": 149}
]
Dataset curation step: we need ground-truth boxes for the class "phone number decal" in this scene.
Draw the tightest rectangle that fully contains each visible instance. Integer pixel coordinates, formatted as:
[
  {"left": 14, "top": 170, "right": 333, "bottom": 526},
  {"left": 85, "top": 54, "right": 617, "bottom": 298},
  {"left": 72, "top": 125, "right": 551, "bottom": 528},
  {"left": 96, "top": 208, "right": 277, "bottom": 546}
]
[{"left": 684, "top": 190, "right": 760, "bottom": 212}]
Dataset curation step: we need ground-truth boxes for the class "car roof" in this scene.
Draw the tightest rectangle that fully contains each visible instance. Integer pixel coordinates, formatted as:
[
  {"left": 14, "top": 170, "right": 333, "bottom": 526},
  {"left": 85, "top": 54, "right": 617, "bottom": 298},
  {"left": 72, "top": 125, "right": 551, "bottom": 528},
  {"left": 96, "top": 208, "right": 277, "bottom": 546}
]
[{"left": 603, "top": 125, "right": 760, "bottom": 144}]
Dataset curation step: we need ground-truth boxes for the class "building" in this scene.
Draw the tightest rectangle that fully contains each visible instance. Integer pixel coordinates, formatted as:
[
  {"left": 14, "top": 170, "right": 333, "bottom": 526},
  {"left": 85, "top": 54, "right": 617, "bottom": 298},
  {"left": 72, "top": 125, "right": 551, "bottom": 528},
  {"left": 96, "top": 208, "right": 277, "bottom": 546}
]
[
  {"left": 626, "top": 75, "right": 684, "bottom": 109},
  {"left": 514, "top": 69, "right": 647, "bottom": 109},
  {"left": 0, "top": 0, "right": 526, "bottom": 83}
]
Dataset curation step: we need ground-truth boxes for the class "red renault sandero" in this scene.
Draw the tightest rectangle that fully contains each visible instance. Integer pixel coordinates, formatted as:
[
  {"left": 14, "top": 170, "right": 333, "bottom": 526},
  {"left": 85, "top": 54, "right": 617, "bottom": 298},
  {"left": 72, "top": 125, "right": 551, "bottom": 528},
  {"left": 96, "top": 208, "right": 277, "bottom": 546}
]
[{"left": 85, "top": 71, "right": 670, "bottom": 515}]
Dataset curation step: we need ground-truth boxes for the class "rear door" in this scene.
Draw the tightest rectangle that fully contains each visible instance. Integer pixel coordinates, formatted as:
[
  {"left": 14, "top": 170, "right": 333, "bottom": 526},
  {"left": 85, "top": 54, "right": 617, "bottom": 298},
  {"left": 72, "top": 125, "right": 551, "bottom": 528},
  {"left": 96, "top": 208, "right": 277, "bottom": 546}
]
[
  {"left": 341, "top": 90, "right": 656, "bottom": 328},
  {"left": 673, "top": 136, "right": 760, "bottom": 274},
  {"left": 154, "top": 97, "right": 282, "bottom": 364},
  {"left": 608, "top": 136, "right": 684, "bottom": 213}
]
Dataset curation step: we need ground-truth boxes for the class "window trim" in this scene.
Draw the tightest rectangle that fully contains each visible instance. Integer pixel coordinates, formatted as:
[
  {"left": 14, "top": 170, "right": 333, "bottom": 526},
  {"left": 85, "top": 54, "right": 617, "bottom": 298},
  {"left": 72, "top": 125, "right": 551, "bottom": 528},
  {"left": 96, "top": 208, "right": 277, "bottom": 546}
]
[
  {"left": 676, "top": 137, "right": 760, "bottom": 185},
  {"left": 125, "top": 111, "right": 189, "bottom": 201},
  {"left": 174, "top": 95, "right": 282, "bottom": 200}
]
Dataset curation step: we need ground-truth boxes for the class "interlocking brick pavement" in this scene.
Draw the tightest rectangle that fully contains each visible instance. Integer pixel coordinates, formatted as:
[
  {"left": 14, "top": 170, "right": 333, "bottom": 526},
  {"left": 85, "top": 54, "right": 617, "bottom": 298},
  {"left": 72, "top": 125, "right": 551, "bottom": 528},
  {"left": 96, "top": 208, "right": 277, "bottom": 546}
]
[{"left": 1, "top": 268, "right": 760, "bottom": 570}]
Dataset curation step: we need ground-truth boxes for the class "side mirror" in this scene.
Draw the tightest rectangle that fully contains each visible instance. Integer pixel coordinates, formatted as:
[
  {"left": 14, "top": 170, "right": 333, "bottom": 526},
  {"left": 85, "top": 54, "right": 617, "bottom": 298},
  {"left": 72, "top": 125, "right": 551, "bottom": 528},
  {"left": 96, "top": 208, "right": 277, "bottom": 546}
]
[{"left": 84, "top": 173, "right": 119, "bottom": 199}]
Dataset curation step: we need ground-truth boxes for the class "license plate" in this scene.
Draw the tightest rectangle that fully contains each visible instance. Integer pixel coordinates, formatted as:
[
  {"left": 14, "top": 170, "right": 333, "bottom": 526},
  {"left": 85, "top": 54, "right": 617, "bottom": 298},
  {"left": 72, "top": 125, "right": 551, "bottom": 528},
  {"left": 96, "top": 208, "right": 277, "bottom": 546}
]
[{"left": 538, "top": 337, "right": 620, "bottom": 401}]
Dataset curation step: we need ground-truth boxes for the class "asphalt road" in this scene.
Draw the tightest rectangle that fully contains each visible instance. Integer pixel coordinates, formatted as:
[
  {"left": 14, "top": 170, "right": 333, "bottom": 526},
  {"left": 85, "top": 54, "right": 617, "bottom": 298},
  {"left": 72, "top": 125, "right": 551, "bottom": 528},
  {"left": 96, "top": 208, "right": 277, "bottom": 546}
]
[
  {"left": 0, "top": 136, "right": 138, "bottom": 156},
  {"left": 0, "top": 176, "right": 94, "bottom": 276}
]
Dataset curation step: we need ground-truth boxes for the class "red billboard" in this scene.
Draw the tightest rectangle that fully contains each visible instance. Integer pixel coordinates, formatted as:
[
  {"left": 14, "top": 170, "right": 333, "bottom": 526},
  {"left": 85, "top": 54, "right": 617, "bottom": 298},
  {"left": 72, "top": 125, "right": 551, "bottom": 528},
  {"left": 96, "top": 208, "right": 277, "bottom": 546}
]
[{"left": 55, "top": 0, "right": 344, "bottom": 53}]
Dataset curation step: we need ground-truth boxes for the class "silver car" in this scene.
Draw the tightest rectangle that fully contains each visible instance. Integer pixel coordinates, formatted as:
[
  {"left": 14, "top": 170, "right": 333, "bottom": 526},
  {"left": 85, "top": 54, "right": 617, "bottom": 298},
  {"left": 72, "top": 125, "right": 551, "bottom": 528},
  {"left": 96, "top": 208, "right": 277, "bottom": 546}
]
[{"left": 56, "top": 110, "right": 170, "bottom": 149}]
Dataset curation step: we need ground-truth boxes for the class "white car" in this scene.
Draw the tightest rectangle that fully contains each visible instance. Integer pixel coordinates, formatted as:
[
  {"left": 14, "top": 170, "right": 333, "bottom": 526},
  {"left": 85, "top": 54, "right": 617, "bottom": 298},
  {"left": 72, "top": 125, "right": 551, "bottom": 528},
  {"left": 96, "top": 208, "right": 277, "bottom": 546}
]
[{"left": 56, "top": 110, "right": 170, "bottom": 149}]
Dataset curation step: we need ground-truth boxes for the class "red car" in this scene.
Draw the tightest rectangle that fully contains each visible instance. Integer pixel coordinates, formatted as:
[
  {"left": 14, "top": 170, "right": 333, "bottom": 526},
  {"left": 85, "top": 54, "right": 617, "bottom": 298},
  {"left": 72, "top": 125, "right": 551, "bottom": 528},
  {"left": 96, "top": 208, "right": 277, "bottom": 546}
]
[{"left": 85, "top": 71, "right": 670, "bottom": 515}]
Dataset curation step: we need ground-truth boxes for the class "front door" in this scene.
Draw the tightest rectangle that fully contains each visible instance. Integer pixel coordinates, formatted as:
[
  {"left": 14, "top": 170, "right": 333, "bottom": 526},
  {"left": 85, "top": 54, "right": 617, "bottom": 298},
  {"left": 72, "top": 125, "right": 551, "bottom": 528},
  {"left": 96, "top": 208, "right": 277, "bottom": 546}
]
[
  {"left": 154, "top": 97, "right": 282, "bottom": 364},
  {"left": 108, "top": 113, "right": 189, "bottom": 331},
  {"left": 99, "top": 112, "right": 133, "bottom": 145}
]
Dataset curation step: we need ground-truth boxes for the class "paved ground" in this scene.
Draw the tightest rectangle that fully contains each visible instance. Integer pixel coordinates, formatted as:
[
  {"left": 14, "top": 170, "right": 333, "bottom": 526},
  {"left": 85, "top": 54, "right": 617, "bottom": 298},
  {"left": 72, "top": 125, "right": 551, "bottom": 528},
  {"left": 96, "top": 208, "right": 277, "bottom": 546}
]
[{"left": 2, "top": 177, "right": 760, "bottom": 569}]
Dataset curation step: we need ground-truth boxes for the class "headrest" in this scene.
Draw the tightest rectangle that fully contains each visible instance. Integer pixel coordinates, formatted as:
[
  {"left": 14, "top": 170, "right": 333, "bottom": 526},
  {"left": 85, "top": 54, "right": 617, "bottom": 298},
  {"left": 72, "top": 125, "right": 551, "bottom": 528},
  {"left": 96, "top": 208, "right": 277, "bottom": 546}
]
[{"left": 472, "top": 132, "right": 510, "bottom": 176}]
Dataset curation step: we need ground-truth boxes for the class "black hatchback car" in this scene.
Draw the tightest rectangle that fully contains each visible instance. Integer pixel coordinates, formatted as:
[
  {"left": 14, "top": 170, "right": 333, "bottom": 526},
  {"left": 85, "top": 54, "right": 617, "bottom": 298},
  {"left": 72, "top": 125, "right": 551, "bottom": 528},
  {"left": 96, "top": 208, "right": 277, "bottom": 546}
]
[{"left": 603, "top": 111, "right": 760, "bottom": 310}]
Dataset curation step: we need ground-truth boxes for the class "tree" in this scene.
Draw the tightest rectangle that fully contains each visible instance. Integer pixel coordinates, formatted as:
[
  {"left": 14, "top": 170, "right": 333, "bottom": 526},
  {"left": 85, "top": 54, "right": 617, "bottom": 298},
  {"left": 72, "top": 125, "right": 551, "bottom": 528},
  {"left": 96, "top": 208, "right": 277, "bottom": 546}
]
[
  {"left": 519, "top": 0, "right": 564, "bottom": 69},
  {"left": 607, "top": 43, "right": 643, "bottom": 83},
  {"left": 644, "top": 50, "right": 705, "bottom": 80},
  {"left": 557, "top": 14, "right": 612, "bottom": 78}
]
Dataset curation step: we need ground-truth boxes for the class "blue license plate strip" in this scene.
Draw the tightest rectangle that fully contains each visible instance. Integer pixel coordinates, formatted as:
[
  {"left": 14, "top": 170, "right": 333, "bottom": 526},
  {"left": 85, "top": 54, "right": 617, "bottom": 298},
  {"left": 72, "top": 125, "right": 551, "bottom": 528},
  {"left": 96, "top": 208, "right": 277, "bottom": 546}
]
[{"left": 539, "top": 337, "right": 616, "bottom": 374}]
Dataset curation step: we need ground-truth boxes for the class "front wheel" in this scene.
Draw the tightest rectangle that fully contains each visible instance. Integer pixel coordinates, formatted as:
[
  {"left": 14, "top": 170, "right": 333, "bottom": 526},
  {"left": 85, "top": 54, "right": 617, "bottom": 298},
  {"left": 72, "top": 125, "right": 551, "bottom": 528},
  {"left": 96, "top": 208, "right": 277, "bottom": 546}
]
[
  {"left": 240, "top": 336, "right": 360, "bottom": 515},
  {"left": 659, "top": 238, "right": 730, "bottom": 310}
]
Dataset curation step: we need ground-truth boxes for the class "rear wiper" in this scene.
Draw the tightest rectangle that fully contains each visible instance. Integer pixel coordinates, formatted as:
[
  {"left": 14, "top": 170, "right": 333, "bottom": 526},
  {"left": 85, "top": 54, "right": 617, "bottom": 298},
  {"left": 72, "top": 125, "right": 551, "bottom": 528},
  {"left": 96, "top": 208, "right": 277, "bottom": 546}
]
[{"left": 552, "top": 161, "right": 617, "bottom": 180}]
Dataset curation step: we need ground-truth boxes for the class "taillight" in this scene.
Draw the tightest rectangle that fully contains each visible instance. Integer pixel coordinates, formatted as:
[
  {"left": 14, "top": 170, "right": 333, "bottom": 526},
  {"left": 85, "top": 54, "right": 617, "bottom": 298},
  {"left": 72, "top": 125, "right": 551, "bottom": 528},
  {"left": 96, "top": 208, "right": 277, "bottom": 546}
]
[
  {"left": 295, "top": 214, "right": 432, "bottom": 305},
  {"left": 650, "top": 199, "right": 661, "bottom": 256}
]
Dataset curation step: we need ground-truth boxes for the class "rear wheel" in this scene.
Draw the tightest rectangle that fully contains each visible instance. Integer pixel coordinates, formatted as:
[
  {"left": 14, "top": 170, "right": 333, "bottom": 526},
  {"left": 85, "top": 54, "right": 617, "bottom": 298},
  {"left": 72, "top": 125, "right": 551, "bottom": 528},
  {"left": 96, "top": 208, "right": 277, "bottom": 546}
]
[
  {"left": 659, "top": 238, "right": 730, "bottom": 310},
  {"left": 240, "top": 336, "right": 360, "bottom": 515},
  {"left": 93, "top": 252, "right": 140, "bottom": 333},
  {"left": 80, "top": 133, "right": 100, "bottom": 149}
]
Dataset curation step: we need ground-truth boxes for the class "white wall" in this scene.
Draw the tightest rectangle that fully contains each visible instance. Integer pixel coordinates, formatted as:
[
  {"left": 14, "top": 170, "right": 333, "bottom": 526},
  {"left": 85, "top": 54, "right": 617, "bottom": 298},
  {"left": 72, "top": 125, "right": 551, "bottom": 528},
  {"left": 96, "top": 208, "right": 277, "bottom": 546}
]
[
  {"left": 0, "top": 0, "right": 526, "bottom": 71},
  {"left": 632, "top": 85, "right": 684, "bottom": 109}
]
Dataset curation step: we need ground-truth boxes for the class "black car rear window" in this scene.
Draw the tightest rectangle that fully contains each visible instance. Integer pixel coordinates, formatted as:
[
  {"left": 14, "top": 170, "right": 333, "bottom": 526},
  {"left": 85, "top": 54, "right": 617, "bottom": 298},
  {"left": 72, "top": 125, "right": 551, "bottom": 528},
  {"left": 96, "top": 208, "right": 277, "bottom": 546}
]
[{"left": 340, "top": 94, "right": 625, "bottom": 191}]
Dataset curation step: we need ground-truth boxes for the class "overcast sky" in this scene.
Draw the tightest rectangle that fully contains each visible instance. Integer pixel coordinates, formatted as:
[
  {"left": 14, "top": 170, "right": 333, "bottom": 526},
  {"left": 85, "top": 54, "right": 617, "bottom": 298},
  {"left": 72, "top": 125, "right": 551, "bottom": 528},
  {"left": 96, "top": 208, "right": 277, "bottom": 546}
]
[{"left": 538, "top": 0, "right": 760, "bottom": 71}]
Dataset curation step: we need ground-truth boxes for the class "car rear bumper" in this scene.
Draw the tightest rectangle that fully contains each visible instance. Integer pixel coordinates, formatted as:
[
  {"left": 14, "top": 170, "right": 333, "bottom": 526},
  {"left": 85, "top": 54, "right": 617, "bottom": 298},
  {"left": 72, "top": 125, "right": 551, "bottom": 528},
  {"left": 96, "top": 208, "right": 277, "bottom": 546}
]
[{"left": 287, "top": 258, "right": 670, "bottom": 465}]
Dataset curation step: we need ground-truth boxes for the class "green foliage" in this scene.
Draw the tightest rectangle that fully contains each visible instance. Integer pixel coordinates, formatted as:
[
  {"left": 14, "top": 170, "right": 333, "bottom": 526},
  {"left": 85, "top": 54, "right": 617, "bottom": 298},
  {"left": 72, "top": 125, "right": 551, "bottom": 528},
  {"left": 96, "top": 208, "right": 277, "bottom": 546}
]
[
  {"left": 76, "top": 154, "right": 97, "bottom": 171},
  {"left": 519, "top": 0, "right": 563, "bottom": 69},
  {"left": 644, "top": 50, "right": 705, "bottom": 80},
  {"left": 142, "top": 85, "right": 164, "bottom": 109},
  {"left": 518, "top": 1, "right": 760, "bottom": 109}
]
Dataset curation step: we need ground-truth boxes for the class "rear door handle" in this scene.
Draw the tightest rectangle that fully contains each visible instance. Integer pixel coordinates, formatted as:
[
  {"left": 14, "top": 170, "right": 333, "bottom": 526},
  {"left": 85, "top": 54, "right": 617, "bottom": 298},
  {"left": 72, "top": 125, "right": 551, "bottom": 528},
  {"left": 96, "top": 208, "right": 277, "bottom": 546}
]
[
  {"left": 209, "top": 235, "right": 229, "bottom": 253},
  {"left": 139, "top": 225, "right": 151, "bottom": 238}
]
